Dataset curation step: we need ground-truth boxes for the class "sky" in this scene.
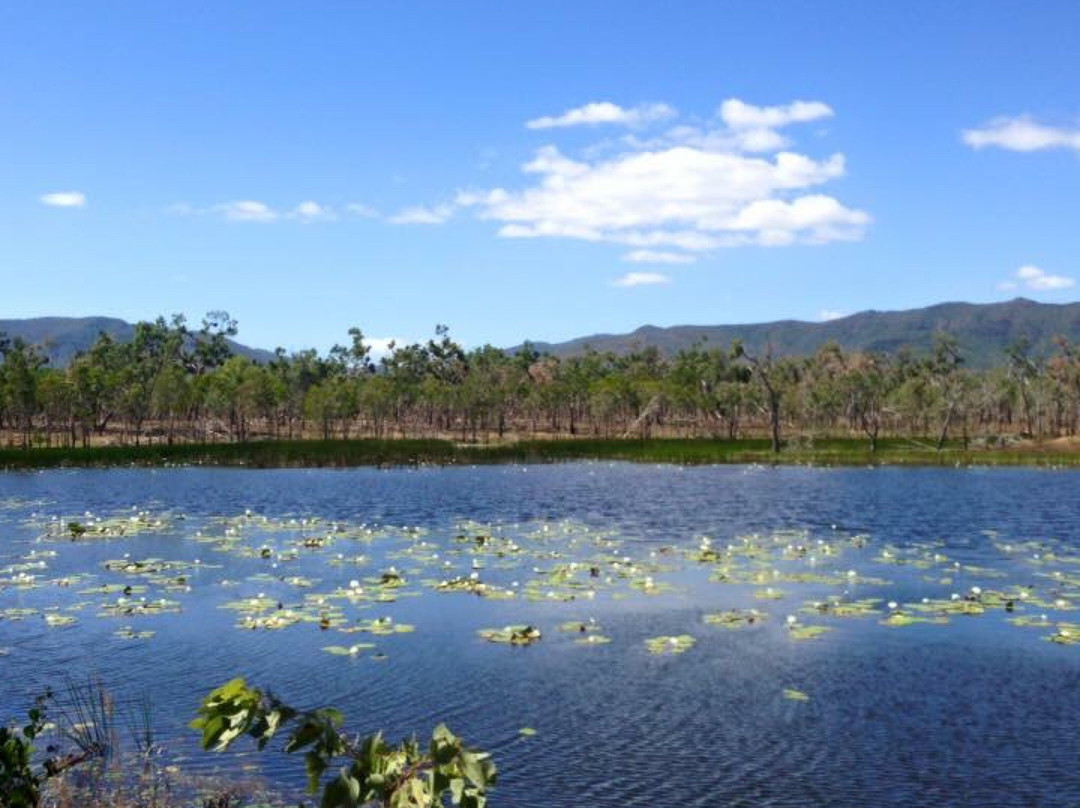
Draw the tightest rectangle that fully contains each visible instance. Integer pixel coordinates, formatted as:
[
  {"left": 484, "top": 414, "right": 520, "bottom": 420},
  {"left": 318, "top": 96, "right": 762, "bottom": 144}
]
[{"left": 2, "top": 1, "right": 1079, "bottom": 354}]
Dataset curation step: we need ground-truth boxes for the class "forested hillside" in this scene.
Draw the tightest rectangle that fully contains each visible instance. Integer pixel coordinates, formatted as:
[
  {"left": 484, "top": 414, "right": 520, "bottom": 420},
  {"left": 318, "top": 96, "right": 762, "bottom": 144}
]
[{"left": 521, "top": 298, "right": 1080, "bottom": 369}]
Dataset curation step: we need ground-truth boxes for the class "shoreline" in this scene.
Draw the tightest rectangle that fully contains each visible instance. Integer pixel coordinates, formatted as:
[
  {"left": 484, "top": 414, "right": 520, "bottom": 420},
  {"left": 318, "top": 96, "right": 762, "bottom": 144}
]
[{"left": 3, "top": 437, "right": 1080, "bottom": 470}]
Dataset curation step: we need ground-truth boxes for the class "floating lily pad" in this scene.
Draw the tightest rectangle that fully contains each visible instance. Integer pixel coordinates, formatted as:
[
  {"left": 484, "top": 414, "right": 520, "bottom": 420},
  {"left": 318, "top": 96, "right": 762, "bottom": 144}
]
[
  {"left": 753, "top": 587, "right": 787, "bottom": 600},
  {"left": 478, "top": 625, "right": 542, "bottom": 646},
  {"left": 114, "top": 627, "right": 155, "bottom": 640},
  {"left": 645, "top": 635, "right": 696, "bottom": 655},
  {"left": 880, "top": 612, "right": 949, "bottom": 627},
  {"left": 787, "top": 624, "right": 832, "bottom": 641},
  {"left": 1046, "top": 623, "right": 1080, "bottom": 644},
  {"left": 801, "top": 598, "right": 881, "bottom": 618},
  {"left": 575, "top": 634, "right": 612, "bottom": 646},
  {"left": 703, "top": 609, "right": 767, "bottom": 629},
  {"left": 323, "top": 643, "right": 377, "bottom": 656}
]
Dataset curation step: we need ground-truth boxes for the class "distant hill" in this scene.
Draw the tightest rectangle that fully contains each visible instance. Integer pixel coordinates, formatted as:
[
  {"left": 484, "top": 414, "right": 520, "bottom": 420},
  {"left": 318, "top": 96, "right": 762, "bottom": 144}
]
[
  {"left": 518, "top": 298, "right": 1080, "bottom": 368},
  {"left": 0, "top": 316, "right": 275, "bottom": 367}
]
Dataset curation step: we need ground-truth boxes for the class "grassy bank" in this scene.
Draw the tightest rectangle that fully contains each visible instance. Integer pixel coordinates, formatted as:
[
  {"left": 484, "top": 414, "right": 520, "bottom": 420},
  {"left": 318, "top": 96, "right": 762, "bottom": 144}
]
[{"left": 3, "top": 437, "right": 1080, "bottom": 470}]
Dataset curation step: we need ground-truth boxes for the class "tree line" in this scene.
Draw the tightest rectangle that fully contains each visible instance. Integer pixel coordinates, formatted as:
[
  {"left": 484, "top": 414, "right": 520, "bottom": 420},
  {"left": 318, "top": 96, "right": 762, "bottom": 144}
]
[{"left": 3, "top": 311, "right": 1080, "bottom": 451}]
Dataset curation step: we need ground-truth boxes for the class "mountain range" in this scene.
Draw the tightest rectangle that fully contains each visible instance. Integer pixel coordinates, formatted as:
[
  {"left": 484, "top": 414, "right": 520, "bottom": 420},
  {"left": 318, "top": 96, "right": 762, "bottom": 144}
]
[
  {"left": 519, "top": 298, "right": 1080, "bottom": 368},
  {"left": 0, "top": 316, "right": 275, "bottom": 367},
  {"left": 3, "top": 298, "right": 1080, "bottom": 369}
]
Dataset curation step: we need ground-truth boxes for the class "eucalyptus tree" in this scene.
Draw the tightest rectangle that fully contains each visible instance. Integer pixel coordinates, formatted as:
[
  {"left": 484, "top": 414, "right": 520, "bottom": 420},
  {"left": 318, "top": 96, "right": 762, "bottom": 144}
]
[
  {"left": 735, "top": 341, "right": 801, "bottom": 452},
  {"left": 36, "top": 369, "right": 76, "bottom": 446},
  {"left": 925, "top": 333, "right": 969, "bottom": 449},
  {"left": 840, "top": 352, "right": 894, "bottom": 452},
  {"left": 0, "top": 337, "right": 48, "bottom": 446},
  {"left": 1047, "top": 338, "right": 1080, "bottom": 435},
  {"left": 116, "top": 317, "right": 188, "bottom": 444},
  {"left": 1005, "top": 337, "right": 1041, "bottom": 436},
  {"left": 67, "top": 334, "right": 128, "bottom": 445}
]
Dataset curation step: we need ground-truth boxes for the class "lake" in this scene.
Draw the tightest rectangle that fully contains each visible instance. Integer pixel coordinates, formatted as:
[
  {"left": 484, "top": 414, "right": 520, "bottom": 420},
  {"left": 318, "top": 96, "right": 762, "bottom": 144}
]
[{"left": 2, "top": 464, "right": 1079, "bottom": 807}]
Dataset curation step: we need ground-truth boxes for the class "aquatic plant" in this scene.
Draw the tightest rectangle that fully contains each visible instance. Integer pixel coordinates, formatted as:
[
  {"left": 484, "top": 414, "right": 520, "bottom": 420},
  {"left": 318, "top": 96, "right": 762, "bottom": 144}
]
[
  {"left": 478, "top": 625, "right": 542, "bottom": 646},
  {"left": 192, "top": 677, "right": 496, "bottom": 808},
  {"left": 644, "top": 635, "right": 696, "bottom": 655},
  {"left": 703, "top": 609, "right": 767, "bottom": 629}
]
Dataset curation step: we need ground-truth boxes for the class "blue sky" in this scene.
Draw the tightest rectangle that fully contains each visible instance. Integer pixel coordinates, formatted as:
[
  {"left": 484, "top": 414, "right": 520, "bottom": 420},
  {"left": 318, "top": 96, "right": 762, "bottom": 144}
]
[{"left": 2, "top": 1, "right": 1079, "bottom": 353}]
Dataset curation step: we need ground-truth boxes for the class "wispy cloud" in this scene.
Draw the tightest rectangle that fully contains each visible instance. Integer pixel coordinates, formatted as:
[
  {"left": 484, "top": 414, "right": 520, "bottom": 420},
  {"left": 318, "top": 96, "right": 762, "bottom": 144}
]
[
  {"left": 611, "top": 271, "right": 671, "bottom": 288},
  {"left": 526, "top": 101, "right": 676, "bottom": 130},
  {"left": 963, "top": 115, "right": 1080, "bottom": 153},
  {"left": 345, "top": 202, "right": 381, "bottom": 218},
  {"left": 40, "top": 191, "right": 86, "bottom": 208},
  {"left": 214, "top": 200, "right": 279, "bottom": 222},
  {"left": 387, "top": 203, "right": 455, "bottom": 225},
  {"left": 291, "top": 201, "right": 337, "bottom": 222},
  {"left": 171, "top": 199, "right": 379, "bottom": 223},
  {"left": 622, "top": 249, "right": 696, "bottom": 265},
  {"left": 998, "top": 264, "right": 1075, "bottom": 292},
  {"left": 818, "top": 309, "right": 846, "bottom": 321}
]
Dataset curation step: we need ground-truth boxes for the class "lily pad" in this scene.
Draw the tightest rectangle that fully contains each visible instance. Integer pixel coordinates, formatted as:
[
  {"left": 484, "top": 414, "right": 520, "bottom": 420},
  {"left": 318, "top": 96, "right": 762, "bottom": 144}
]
[
  {"left": 787, "top": 624, "right": 832, "bottom": 641},
  {"left": 478, "top": 625, "right": 542, "bottom": 646},
  {"left": 703, "top": 609, "right": 767, "bottom": 629},
  {"left": 644, "top": 635, "right": 696, "bottom": 655}
]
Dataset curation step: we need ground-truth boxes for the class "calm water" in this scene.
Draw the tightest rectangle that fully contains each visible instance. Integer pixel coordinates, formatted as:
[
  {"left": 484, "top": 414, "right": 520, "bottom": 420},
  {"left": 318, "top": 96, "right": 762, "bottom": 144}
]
[{"left": 2, "top": 464, "right": 1080, "bottom": 807}]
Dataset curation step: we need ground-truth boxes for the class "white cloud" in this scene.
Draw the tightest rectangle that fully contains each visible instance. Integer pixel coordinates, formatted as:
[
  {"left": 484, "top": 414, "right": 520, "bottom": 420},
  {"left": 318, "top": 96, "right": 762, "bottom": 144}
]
[
  {"left": 366, "top": 337, "right": 403, "bottom": 359},
  {"left": 818, "top": 309, "right": 846, "bottom": 321},
  {"left": 611, "top": 271, "right": 671, "bottom": 287},
  {"left": 291, "top": 201, "right": 337, "bottom": 221},
  {"left": 1000, "top": 265, "right": 1075, "bottom": 292},
  {"left": 173, "top": 200, "right": 360, "bottom": 223},
  {"left": 963, "top": 115, "right": 1080, "bottom": 152},
  {"left": 345, "top": 202, "right": 381, "bottom": 218},
  {"left": 40, "top": 191, "right": 86, "bottom": 208},
  {"left": 726, "top": 195, "right": 869, "bottom": 243},
  {"left": 622, "top": 249, "right": 696, "bottom": 265},
  {"left": 388, "top": 203, "right": 455, "bottom": 225},
  {"left": 719, "top": 99, "right": 833, "bottom": 130},
  {"left": 215, "top": 200, "right": 279, "bottom": 222},
  {"left": 526, "top": 101, "right": 676, "bottom": 130},
  {"left": 455, "top": 104, "right": 867, "bottom": 255}
]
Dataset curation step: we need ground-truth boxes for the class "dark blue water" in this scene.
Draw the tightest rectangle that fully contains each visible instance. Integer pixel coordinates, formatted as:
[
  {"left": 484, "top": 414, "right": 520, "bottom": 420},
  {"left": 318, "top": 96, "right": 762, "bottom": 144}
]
[{"left": 2, "top": 464, "right": 1079, "bottom": 807}]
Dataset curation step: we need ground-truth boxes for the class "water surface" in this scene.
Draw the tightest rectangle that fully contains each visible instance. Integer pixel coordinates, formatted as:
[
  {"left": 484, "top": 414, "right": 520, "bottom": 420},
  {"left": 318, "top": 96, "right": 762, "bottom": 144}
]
[{"left": 1, "top": 464, "right": 1079, "bottom": 807}]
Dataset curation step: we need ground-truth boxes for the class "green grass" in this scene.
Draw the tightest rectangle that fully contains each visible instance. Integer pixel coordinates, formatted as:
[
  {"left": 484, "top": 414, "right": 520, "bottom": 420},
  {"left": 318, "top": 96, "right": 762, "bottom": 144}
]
[{"left": 3, "top": 436, "right": 1080, "bottom": 470}]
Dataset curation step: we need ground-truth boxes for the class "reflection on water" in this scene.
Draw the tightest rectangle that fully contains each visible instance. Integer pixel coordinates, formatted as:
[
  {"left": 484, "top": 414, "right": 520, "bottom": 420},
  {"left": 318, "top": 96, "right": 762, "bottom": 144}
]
[{"left": 2, "top": 464, "right": 1080, "bottom": 807}]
